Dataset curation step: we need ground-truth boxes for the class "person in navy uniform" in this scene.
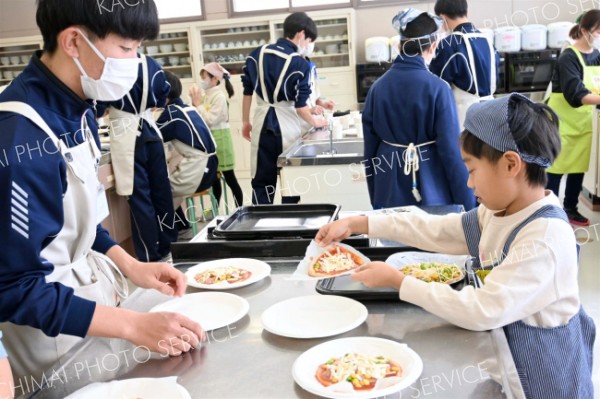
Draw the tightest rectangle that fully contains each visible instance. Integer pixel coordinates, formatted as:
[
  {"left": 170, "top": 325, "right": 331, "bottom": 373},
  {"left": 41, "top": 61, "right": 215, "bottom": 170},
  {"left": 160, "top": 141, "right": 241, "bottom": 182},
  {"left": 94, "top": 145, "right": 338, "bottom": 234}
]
[
  {"left": 362, "top": 8, "right": 475, "bottom": 210},
  {"left": 100, "top": 54, "right": 179, "bottom": 262},
  {"left": 430, "top": 0, "right": 500, "bottom": 129},
  {"left": 0, "top": 0, "right": 204, "bottom": 382},
  {"left": 242, "top": 12, "right": 328, "bottom": 204}
]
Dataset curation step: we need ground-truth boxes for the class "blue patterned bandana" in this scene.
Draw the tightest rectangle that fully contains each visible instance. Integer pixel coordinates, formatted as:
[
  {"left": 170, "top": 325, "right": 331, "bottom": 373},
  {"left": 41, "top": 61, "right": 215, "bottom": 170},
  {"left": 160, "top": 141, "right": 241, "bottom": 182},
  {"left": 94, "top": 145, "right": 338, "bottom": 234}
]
[
  {"left": 392, "top": 8, "right": 444, "bottom": 40},
  {"left": 464, "top": 93, "right": 552, "bottom": 168}
]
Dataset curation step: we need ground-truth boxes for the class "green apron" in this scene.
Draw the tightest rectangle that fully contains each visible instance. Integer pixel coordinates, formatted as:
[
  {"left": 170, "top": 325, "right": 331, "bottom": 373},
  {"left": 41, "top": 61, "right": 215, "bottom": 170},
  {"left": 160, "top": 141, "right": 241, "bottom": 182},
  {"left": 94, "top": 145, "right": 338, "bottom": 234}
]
[
  {"left": 212, "top": 127, "right": 235, "bottom": 171},
  {"left": 547, "top": 46, "right": 600, "bottom": 174}
]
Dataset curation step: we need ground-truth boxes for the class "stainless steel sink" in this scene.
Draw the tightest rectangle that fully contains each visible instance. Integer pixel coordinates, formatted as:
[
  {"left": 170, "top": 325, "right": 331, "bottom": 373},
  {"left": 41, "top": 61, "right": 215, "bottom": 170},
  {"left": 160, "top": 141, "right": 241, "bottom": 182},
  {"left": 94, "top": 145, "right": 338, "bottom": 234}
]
[
  {"left": 278, "top": 139, "right": 365, "bottom": 167},
  {"left": 290, "top": 140, "right": 364, "bottom": 157}
]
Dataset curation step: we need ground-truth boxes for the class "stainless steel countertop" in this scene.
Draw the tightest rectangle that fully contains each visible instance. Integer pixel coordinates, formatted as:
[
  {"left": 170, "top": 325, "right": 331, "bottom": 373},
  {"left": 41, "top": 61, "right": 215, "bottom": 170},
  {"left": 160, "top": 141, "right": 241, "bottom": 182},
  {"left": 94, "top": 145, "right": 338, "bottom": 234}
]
[{"left": 26, "top": 261, "right": 524, "bottom": 399}]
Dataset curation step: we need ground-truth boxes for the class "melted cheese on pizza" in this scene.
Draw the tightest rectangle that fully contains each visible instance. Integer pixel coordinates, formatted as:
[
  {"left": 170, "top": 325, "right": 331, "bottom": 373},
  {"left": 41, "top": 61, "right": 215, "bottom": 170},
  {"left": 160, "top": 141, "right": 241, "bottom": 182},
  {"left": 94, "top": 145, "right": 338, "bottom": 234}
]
[
  {"left": 315, "top": 248, "right": 360, "bottom": 273},
  {"left": 194, "top": 266, "right": 249, "bottom": 284},
  {"left": 322, "top": 353, "right": 400, "bottom": 384}
]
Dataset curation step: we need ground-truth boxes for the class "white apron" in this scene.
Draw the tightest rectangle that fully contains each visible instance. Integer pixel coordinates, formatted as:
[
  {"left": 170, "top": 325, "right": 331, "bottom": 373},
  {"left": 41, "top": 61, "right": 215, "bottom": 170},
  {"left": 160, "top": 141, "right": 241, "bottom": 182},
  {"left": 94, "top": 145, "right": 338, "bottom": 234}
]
[
  {"left": 0, "top": 102, "right": 128, "bottom": 380},
  {"left": 447, "top": 32, "right": 496, "bottom": 130},
  {"left": 250, "top": 45, "right": 303, "bottom": 178},
  {"left": 108, "top": 54, "right": 162, "bottom": 196},
  {"left": 168, "top": 104, "right": 217, "bottom": 208}
]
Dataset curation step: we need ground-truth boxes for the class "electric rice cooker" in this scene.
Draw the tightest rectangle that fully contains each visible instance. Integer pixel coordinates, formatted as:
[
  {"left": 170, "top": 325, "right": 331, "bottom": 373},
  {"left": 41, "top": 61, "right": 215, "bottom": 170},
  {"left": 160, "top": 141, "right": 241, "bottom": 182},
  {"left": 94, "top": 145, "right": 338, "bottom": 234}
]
[
  {"left": 365, "top": 37, "right": 390, "bottom": 63},
  {"left": 547, "top": 21, "right": 575, "bottom": 49},
  {"left": 494, "top": 26, "right": 522, "bottom": 52},
  {"left": 521, "top": 24, "right": 548, "bottom": 51},
  {"left": 389, "top": 35, "right": 401, "bottom": 61}
]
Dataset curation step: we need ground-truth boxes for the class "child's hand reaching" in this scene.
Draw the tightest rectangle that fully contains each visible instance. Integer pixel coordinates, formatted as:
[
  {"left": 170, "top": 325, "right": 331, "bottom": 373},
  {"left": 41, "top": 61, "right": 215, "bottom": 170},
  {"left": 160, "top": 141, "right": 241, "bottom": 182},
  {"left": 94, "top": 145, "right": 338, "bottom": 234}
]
[{"left": 351, "top": 262, "right": 405, "bottom": 290}]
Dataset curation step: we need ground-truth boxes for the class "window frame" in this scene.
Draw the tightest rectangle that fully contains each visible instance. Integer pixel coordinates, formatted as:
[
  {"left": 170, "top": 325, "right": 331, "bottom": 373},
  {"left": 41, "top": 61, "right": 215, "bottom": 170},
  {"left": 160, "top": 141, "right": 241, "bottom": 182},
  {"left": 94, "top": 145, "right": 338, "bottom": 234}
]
[
  {"left": 228, "top": 0, "right": 352, "bottom": 18},
  {"left": 155, "top": 0, "right": 206, "bottom": 23}
]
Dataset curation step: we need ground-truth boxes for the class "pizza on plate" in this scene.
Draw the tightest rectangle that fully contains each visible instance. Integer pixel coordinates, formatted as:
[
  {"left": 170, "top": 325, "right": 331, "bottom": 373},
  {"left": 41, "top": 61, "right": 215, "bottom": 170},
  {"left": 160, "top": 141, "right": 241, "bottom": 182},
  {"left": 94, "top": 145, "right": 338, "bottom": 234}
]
[
  {"left": 308, "top": 245, "right": 365, "bottom": 277},
  {"left": 399, "top": 262, "right": 463, "bottom": 284},
  {"left": 194, "top": 266, "right": 252, "bottom": 285},
  {"left": 315, "top": 352, "right": 402, "bottom": 391}
]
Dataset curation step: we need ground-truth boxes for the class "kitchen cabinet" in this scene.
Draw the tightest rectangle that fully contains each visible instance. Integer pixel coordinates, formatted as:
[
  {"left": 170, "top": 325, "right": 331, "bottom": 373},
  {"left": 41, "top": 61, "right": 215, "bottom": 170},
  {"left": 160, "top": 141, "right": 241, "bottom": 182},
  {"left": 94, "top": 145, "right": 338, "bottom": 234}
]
[
  {"left": 198, "top": 23, "right": 271, "bottom": 76},
  {"left": 139, "top": 26, "right": 195, "bottom": 82},
  {"left": 273, "top": 15, "right": 353, "bottom": 70},
  {"left": 0, "top": 36, "right": 42, "bottom": 85}
]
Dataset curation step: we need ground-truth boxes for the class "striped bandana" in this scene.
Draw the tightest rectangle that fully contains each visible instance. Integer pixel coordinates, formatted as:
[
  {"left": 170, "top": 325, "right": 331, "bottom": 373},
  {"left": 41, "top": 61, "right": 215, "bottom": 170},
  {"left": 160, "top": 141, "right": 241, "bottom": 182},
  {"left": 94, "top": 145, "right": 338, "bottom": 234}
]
[{"left": 464, "top": 93, "right": 552, "bottom": 168}]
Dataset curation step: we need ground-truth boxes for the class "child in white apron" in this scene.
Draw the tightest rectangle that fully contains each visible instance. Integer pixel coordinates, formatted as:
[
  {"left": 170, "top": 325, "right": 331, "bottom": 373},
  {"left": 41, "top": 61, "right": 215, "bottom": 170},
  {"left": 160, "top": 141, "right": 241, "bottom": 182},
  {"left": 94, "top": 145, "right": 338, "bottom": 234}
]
[{"left": 316, "top": 93, "right": 595, "bottom": 399}]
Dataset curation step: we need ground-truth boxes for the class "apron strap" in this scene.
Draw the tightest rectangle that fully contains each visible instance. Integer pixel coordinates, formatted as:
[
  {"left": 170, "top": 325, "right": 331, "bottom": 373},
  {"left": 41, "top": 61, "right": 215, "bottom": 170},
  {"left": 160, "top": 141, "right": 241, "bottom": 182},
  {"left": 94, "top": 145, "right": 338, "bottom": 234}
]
[
  {"left": 461, "top": 207, "right": 482, "bottom": 269},
  {"left": 462, "top": 204, "right": 572, "bottom": 272},
  {"left": 88, "top": 251, "right": 129, "bottom": 301},
  {"left": 173, "top": 104, "right": 217, "bottom": 156},
  {"left": 382, "top": 140, "right": 436, "bottom": 202},
  {"left": 0, "top": 101, "right": 85, "bottom": 182},
  {"left": 452, "top": 32, "right": 496, "bottom": 96},
  {"left": 258, "top": 45, "right": 300, "bottom": 104}
]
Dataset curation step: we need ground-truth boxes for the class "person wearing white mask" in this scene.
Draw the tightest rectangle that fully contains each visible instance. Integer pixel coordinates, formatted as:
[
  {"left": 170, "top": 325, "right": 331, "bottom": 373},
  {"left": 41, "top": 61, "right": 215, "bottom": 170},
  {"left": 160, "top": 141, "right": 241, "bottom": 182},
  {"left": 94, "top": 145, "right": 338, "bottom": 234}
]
[
  {"left": 429, "top": 0, "right": 500, "bottom": 130},
  {"left": 242, "top": 12, "right": 328, "bottom": 204},
  {"left": 362, "top": 8, "right": 475, "bottom": 211},
  {"left": 546, "top": 10, "right": 600, "bottom": 227},
  {"left": 301, "top": 43, "right": 335, "bottom": 118},
  {"left": 0, "top": 0, "right": 205, "bottom": 384},
  {"left": 190, "top": 63, "right": 244, "bottom": 208}
]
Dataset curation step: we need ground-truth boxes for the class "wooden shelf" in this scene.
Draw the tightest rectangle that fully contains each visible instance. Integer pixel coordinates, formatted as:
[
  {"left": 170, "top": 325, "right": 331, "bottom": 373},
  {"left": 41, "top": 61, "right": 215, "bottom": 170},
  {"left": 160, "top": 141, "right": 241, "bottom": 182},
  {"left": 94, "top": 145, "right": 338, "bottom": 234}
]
[{"left": 202, "top": 29, "right": 269, "bottom": 38}]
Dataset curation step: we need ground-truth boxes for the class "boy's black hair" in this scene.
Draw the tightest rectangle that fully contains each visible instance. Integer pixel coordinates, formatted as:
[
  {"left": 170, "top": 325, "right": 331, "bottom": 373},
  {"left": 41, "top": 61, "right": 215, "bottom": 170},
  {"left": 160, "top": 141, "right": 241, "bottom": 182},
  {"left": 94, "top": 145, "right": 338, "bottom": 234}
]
[
  {"left": 401, "top": 13, "right": 438, "bottom": 55},
  {"left": 36, "top": 0, "right": 160, "bottom": 53},
  {"left": 434, "top": 0, "right": 468, "bottom": 19},
  {"left": 283, "top": 12, "right": 318, "bottom": 41},
  {"left": 163, "top": 70, "right": 182, "bottom": 102},
  {"left": 461, "top": 96, "right": 561, "bottom": 187}
]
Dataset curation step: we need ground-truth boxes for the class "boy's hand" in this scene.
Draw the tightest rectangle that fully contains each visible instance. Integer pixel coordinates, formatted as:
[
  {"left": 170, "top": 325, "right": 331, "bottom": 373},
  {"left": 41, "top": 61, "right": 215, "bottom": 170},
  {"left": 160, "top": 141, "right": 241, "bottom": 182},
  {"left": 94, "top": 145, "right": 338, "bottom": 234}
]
[
  {"left": 127, "top": 261, "right": 187, "bottom": 297},
  {"left": 242, "top": 122, "right": 252, "bottom": 141},
  {"left": 126, "top": 311, "right": 206, "bottom": 356},
  {"left": 351, "top": 262, "right": 405, "bottom": 290}
]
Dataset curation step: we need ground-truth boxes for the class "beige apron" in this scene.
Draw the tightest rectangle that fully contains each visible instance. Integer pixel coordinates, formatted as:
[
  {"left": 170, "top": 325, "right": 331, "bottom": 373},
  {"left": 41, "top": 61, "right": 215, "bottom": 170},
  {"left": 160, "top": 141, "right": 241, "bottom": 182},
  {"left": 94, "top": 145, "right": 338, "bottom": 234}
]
[
  {"left": 168, "top": 104, "right": 217, "bottom": 208},
  {"left": 108, "top": 54, "right": 159, "bottom": 196},
  {"left": 250, "top": 45, "right": 303, "bottom": 178},
  {"left": 446, "top": 32, "right": 496, "bottom": 130},
  {"left": 0, "top": 102, "right": 128, "bottom": 381}
]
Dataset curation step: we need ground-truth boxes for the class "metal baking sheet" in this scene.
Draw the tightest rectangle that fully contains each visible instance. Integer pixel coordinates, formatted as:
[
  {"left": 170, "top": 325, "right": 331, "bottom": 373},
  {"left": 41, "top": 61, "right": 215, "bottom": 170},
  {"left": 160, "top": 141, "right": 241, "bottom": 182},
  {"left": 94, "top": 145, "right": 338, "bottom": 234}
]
[{"left": 213, "top": 204, "right": 340, "bottom": 239}]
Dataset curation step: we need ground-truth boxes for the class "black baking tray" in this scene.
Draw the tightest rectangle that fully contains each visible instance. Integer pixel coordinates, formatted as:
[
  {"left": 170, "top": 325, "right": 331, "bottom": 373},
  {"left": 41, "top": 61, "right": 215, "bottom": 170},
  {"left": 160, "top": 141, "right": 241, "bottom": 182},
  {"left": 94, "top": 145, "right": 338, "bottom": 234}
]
[
  {"left": 315, "top": 274, "right": 468, "bottom": 301},
  {"left": 315, "top": 251, "right": 470, "bottom": 301},
  {"left": 213, "top": 204, "right": 341, "bottom": 240}
]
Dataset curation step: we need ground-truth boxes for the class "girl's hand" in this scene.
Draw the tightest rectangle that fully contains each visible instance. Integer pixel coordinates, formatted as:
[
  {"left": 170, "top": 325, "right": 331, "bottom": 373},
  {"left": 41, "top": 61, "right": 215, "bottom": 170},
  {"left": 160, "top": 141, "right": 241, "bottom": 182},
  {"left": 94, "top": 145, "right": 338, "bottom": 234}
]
[{"left": 351, "top": 262, "right": 405, "bottom": 290}]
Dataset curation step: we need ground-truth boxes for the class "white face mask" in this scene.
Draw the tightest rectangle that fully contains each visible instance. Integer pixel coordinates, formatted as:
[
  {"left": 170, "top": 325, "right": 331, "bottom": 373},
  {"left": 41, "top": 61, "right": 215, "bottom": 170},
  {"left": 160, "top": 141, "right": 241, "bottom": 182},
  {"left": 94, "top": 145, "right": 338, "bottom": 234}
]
[
  {"left": 592, "top": 35, "right": 600, "bottom": 50},
  {"left": 72, "top": 30, "right": 140, "bottom": 101},
  {"left": 199, "top": 78, "right": 211, "bottom": 90},
  {"left": 302, "top": 42, "right": 315, "bottom": 57}
]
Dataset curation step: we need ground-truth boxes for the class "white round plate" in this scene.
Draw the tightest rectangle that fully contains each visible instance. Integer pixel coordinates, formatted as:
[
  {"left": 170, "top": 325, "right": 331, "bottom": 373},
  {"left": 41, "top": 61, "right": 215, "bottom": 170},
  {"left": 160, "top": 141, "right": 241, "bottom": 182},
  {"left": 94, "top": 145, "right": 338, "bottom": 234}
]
[
  {"left": 150, "top": 292, "right": 249, "bottom": 331},
  {"left": 185, "top": 258, "right": 271, "bottom": 290},
  {"left": 293, "top": 337, "right": 423, "bottom": 399},
  {"left": 64, "top": 377, "right": 190, "bottom": 399},
  {"left": 261, "top": 295, "right": 368, "bottom": 338}
]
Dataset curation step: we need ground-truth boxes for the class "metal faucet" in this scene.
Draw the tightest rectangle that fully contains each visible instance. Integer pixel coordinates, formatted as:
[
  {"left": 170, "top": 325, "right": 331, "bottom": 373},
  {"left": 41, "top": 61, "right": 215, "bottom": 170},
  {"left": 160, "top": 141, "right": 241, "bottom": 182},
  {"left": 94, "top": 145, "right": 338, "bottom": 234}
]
[{"left": 328, "top": 117, "right": 337, "bottom": 155}]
